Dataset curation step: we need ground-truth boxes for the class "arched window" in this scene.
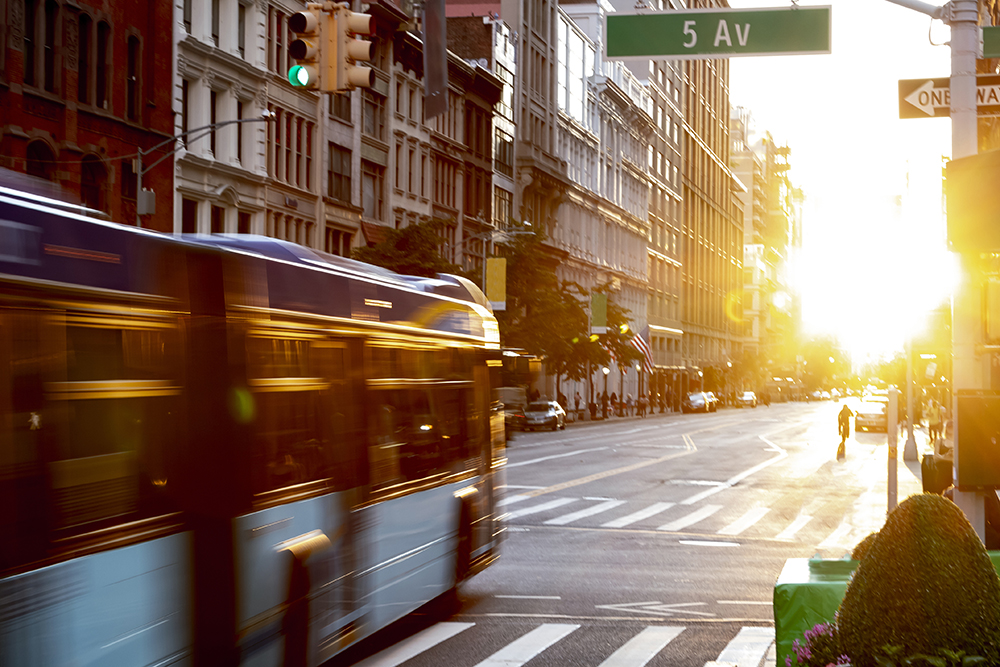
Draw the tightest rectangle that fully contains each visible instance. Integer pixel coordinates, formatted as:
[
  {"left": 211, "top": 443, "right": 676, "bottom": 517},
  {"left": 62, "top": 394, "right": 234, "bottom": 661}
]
[
  {"left": 81, "top": 155, "right": 107, "bottom": 211},
  {"left": 26, "top": 140, "right": 55, "bottom": 181},
  {"left": 96, "top": 21, "right": 110, "bottom": 109},
  {"left": 126, "top": 36, "right": 140, "bottom": 120},
  {"left": 78, "top": 14, "right": 91, "bottom": 103}
]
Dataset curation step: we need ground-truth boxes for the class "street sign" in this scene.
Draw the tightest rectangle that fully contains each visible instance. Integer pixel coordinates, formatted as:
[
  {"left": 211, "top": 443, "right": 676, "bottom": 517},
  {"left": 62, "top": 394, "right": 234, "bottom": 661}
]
[
  {"left": 984, "top": 26, "right": 1000, "bottom": 59},
  {"left": 605, "top": 5, "right": 831, "bottom": 60},
  {"left": 898, "top": 75, "right": 1000, "bottom": 118}
]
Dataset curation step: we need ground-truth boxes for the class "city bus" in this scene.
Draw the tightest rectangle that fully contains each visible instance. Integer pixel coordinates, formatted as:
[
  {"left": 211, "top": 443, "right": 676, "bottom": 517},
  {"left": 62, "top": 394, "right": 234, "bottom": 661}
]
[{"left": 0, "top": 183, "right": 506, "bottom": 666}]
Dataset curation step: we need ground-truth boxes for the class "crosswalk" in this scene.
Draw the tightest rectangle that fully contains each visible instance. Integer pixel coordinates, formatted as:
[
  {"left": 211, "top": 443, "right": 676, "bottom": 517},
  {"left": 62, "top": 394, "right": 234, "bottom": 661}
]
[
  {"left": 352, "top": 621, "right": 774, "bottom": 667},
  {"left": 500, "top": 492, "right": 875, "bottom": 549}
]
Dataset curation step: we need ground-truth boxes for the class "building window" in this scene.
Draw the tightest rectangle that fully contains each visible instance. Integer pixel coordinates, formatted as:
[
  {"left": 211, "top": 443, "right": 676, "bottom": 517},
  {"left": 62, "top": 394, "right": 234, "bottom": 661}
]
[
  {"left": 96, "top": 21, "right": 110, "bottom": 109},
  {"left": 26, "top": 140, "right": 55, "bottom": 181},
  {"left": 210, "top": 90, "right": 217, "bottom": 155},
  {"left": 78, "top": 15, "right": 91, "bottom": 103},
  {"left": 24, "top": 0, "right": 37, "bottom": 86},
  {"left": 494, "top": 128, "right": 514, "bottom": 178},
  {"left": 183, "top": 0, "right": 192, "bottom": 33},
  {"left": 238, "top": 4, "right": 246, "bottom": 58},
  {"left": 294, "top": 118, "right": 303, "bottom": 187},
  {"left": 362, "top": 90, "right": 386, "bottom": 142},
  {"left": 305, "top": 123, "right": 313, "bottom": 189},
  {"left": 121, "top": 160, "right": 137, "bottom": 200},
  {"left": 325, "top": 228, "right": 352, "bottom": 256},
  {"left": 211, "top": 0, "right": 220, "bottom": 46},
  {"left": 238, "top": 211, "right": 251, "bottom": 234},
  {"left": 330, "top": 92, "right": 351, "bottom": 122},
  {"left": 211, "top": 205, "right": 224, "bottom": 233},
  {"left": 81, "top": 156, "right": 107, "bottom": 212},
  {"left": 328, "top": 143, "right": 351, "bottom": 203},
  {"left": 182, "top": 198, "right": 198, "bottom": 233},
  {"left": 181, "top": 80, "right": 189, "bottom": 145},
  {"left": 407, "top": 148, "right": 415, "bottom": 193},
  {"left": 236, "top": 101, "right": 243, "bottom": 163},
  {"left": 43, "top": 0, "right": 57, "bottom": 93},
  {"left": 284, "top": 113, "right": 293, "bottom": 182},
  {"left": 494, "top": 187, "right": 512, "bottom": 227},
  {"left": 126, "top": 36, "right": 140, "bottom": 121},
  {"left": 361, "top": 161, "right": 383, "bottom": 221}
]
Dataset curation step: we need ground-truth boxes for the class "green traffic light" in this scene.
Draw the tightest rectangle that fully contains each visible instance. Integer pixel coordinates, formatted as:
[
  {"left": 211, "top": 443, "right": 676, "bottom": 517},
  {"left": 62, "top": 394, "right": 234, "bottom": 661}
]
[{"left": 288, "top": 65, "right": 311, "bottom": 87}]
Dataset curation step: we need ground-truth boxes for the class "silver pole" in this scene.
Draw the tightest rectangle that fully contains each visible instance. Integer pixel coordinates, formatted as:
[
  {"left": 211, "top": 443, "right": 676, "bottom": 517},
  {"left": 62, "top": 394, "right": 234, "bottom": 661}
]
[
  {"left": 904, "top": 338, "right": 918, "bottom": 460},
  {"left": 889, "top": 387, "right": 899, "bottom": 512}
]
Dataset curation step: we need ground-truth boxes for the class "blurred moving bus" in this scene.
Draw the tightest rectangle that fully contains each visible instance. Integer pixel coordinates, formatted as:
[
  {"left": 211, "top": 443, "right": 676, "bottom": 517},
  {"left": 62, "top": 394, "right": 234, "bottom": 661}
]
[{"left": 0, "top": 185, "right": 506, "bottom": 665}]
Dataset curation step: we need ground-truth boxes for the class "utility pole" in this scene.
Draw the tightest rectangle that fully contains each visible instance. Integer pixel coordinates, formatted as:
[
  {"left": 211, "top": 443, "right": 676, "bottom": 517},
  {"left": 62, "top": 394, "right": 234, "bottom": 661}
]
[{"left": 886, "top": 0, "right": 984, "bottom": 537}]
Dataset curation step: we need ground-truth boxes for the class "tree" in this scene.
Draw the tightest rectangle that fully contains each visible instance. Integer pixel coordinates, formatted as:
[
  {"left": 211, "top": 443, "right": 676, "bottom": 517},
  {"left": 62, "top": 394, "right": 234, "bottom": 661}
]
[{"left": 352, "top": 219, "right": 467, "bottom": 278}]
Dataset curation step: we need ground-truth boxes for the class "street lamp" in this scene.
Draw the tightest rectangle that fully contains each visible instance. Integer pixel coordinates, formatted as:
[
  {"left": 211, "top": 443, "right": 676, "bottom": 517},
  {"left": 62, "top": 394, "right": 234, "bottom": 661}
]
[
  {"left": 602, "top": 366, "right": 610, "bottom": 419},
  {"left": 635, "top": 361, "right": 643, "bottom": 401}
]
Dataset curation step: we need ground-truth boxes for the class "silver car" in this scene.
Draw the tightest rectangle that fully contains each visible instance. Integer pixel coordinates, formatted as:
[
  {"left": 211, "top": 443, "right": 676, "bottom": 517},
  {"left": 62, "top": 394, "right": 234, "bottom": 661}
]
[
  {"left": 737, "top": 391, "right": 758, "bottom": 408},
  {"left": 524, "top": 401, "right": 567, "bottom": 431}
]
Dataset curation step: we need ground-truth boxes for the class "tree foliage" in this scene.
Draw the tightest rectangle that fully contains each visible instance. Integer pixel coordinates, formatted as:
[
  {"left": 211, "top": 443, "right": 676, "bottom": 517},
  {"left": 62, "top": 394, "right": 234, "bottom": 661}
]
[{"left": 352, "top": 219, "right": 466, "bottom": 278}]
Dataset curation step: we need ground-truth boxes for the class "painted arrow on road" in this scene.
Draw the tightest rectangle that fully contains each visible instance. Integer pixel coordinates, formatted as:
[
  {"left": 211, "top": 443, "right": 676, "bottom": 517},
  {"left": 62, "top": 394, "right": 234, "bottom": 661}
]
[{"left": 596, "top": 601, "right": 716, "bottom": 617}]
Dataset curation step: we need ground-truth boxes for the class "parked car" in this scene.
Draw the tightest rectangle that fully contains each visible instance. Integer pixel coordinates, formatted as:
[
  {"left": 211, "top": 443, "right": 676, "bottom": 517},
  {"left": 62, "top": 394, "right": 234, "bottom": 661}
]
[
  {"left": 503, "top": 403, "right": 526, "bottom": 439},
  {"left": 705, "top": 392, "right": 720, "bottom": 412},
  {"left": 681, "top": 392, "right": 711, "bottom": 414},
  {"left": 524, "top": 400, "right": 566, "bottom": 431},
  {"left": 855, "top": 401, "right": 888, "bottom": 433},
  {"left": 737, "top": 390, "right": 758, "bottom": 408}
]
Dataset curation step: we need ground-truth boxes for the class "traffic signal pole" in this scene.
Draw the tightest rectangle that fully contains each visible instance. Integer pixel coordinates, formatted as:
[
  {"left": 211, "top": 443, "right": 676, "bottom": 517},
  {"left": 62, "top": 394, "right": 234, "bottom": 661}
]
[{"left": 887, "top": 0, "right": 984, "bottom": 537}]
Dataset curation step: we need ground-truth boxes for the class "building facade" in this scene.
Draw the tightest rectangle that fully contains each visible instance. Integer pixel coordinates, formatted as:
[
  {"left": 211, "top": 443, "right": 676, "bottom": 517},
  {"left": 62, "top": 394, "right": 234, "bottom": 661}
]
[{"left": 3, "top": 0, "right": 175, "bottom": 230}]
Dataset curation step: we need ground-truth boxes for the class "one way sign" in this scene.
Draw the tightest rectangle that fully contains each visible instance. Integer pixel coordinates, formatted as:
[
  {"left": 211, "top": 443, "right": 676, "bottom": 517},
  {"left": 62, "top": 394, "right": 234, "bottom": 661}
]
[{"left": 899, "top": 75, "right": 1000, "bottom": 118}]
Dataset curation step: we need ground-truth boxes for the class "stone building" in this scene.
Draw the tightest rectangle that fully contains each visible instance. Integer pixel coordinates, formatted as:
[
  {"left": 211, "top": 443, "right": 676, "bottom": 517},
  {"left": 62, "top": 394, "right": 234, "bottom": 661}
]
[{"left": 2, "top": 0, "right": 175, "bottom": 231}]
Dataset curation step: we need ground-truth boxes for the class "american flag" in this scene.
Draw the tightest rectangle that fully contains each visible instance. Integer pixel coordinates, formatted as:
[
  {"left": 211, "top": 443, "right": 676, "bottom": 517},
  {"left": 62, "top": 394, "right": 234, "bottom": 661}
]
[{"left": 631, "top": 325, "right": 654, "bottom": 373}]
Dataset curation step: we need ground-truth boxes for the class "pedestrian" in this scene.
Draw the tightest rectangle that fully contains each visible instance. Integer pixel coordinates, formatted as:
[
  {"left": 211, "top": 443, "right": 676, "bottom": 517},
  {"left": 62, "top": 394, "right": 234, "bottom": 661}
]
[
  {"left": 927, "top": 399, "right": 942, "bottom": 444},
  {"left": 574, "top": 391, "right": 582, "bottom": 420},
  {"left": 626, "top": 394, "right": 633, "bottom": 416},
  {"left": 601, "top": 391, "right": 609, "bottom": 420},
  {"left": 610, "top": 392, "right": 618, "bottom": 418},
  {"left": 638, "top": 393, "right": 648, "bottom": 417},
  {"left": 838, "top": 402, "right": 853, "bottom": 461}
]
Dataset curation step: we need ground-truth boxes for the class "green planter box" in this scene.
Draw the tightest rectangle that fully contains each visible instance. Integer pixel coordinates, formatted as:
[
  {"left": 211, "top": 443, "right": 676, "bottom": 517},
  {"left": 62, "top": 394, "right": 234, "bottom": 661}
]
[{"left": 774, "top": 554, "right": 1000, "bottom": 666}]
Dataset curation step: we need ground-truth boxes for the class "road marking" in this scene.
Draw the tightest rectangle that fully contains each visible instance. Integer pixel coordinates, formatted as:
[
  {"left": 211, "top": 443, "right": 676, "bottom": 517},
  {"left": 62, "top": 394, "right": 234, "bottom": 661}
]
[
  {"left": 717, "top": 507, "right": 770, "bottom": 536},
  {"left": 717, "top": 600, "right": 772, "bottom": 605},
  {"left": 597, "top": 626, "right": 685, "bottom": 667},
  {"left": 507, "top": 447, "right": 609, "bottom": 468},
  {"left": 596, "top": 601, "right": 715, "bottom": 617},
  {"left": 505, "top": 485, "right": 547, "bottom": 489},
  {"left": 658, "top": 504, "right": 722, "bottom": 532},
  {"left": 818, "top": 520, "right": 854, "bottom": 549},
  {"left": 499, "top": 494, "right": 529, "bottom": 507},
  {"left": 602, "top": 501, "right": 676, "bottom": 528},
  {"left": 681, "top": 437, "right": 787, "bottom": 505},
  {"left": 775, "top": 514, "right": 813, "bottom": 541},
  {"left": 507, "top": 497, "right": 577, "bottom": 520},
  {"left": 714, "top": 626, "right": 775, "bottom": 667},
  {"left": 679, "top": 540, "right": 740, "bottom": 547},
  {"left": 495, "top": 595, "right": 562, "bottom": 600},
  {"left": 545, "top": 499, "right": 626, "bottom": 525},
  {"left": 353, "top": 622, "right": 474, "bottom": 667},
  {"left": 472, "top": 623, "right": 579, "bottom": 667}
]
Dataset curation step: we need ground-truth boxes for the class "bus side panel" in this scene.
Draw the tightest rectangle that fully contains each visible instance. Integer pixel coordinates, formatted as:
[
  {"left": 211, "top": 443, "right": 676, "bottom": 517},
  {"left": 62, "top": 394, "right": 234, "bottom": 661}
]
[
  {"left": 233, "top": 493, "right": 356, "bottom": 667},
  {"left": 0, "top": 532, "right": 193, "bottom": 667},
  {"left": 366, "top": 482, "right": 464, "bottom": 630}
]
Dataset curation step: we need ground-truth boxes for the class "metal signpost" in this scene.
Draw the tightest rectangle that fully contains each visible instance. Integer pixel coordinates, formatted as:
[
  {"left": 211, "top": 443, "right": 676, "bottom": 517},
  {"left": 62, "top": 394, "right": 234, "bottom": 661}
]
[{"left": 604, "top": 5, "right": 831, "bottom": 60}]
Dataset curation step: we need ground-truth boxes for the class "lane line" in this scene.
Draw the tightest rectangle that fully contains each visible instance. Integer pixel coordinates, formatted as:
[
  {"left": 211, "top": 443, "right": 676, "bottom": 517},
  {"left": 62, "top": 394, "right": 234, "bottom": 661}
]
[
  {"left": 717, "top": 601, "right": 772, "bottom": 605},
  {"left": 545, "top": 500, "right": 626, "bottom": 525},
  {"left": 713, "top": 626, "right": 775, "bottom": 667},
  {"left": 507, "top": 447, "right": 610, "bottom": 468},
  {"left": 353, "top": 622, "right": 474, "bottom": 667},
  {"left": 681, "top": 437, "right": 787, "bottom": 505},
  {"left": 597, "top": 626, "right": 685, "bottom": 667},
  {"left": 775, "top": 514, "right": 813, "bottom": 541},
  {"left": 658, "top": 504, "right": 722, "bottom": 532},
  {"left": 717, "top": 507, "right": 771, "bottom": 536},
  {"left": 679, "top": 540, "right": 739, "bottom": 547},
  {"left": 499, "top": 494, "right": 529, "bottom": 507},
  {"left": 495, "top": 595, "right": 562, "bottom": 600},
  {"left": 516, "top": 449, "right": 696, "bottom": 500},
  {"left": 602, "top": 502, "right": 676, "bottom": 528},
  {"left": 507, "top": 497, "right": 577, "bottom": 520},
  {"left": 472, "top": 623, "right": 580, "bottom": 667}
]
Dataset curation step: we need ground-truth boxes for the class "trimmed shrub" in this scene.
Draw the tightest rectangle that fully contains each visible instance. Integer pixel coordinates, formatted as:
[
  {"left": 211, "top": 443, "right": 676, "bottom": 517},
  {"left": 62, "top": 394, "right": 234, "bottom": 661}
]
[
  {"left": 837, "top": 493, "right": 1000, "bottom": 667},
  {"left": 851, "top": 531, "right": 878, "bottom": 562}
]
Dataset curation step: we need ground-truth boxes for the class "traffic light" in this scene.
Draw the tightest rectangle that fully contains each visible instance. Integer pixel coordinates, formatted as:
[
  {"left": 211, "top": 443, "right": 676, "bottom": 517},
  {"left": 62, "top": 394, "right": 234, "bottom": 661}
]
[
  {"left": 288, "top": 5, "right": 323, "bottom": 90},
  {"left": 331, "top": 4, "right": 374, "bottom": 91}
]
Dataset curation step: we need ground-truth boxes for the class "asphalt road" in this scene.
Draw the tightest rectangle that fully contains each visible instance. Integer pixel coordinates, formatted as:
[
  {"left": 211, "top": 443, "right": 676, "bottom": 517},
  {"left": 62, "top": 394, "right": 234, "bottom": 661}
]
[{"left": 339, "top": 400, "right": 925, "bottom": 667}]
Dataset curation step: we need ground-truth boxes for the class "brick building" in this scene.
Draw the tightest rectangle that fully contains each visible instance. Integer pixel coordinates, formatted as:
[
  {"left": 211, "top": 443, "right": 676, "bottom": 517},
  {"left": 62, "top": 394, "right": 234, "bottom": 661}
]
[{"left": 1, "top": 0, "right": 175, "bottom": 231}]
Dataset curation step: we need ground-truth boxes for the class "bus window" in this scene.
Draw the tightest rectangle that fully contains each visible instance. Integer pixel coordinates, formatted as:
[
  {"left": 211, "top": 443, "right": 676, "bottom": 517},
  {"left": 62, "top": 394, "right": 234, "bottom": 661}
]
[
  {"left": 313, "top": 340, "right": 365, "bottom": 491},
  {"left": 368, "top": 388, "right": 448, "bottom": 491}
]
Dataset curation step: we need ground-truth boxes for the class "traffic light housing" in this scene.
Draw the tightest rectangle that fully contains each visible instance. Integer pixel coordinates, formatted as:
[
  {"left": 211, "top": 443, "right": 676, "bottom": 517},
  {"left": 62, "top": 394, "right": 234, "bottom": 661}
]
[
  {"left": 288, "top": 5, "right": 323, "bottom": 90},
  {"left": 331, "top": 4, "right": 374, "bottom": 91}
]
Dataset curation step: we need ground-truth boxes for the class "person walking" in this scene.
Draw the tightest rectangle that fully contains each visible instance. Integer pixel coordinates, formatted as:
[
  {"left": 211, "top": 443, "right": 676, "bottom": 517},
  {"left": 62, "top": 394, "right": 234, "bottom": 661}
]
[
  {"left": 574, "top": 391, "right": 582, "bottom": 421},
  {"left": 927, "top": 399, "right": 943, "bottom": 444},
  {"left": 838, "top": 402, "right": 853, "bottom": 461},
  {"left": 625, "top": 394, "right": 634, "bottom": 416}
]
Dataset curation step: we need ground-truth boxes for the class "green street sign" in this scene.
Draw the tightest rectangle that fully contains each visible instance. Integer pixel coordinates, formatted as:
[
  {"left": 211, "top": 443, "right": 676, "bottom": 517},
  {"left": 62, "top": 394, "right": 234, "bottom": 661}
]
[
  {"left": 985, "top": 26, "right": 1000, "bottom": 59},
  {"left": 605, "top": 6, "right": 831, "bottom": 60}
]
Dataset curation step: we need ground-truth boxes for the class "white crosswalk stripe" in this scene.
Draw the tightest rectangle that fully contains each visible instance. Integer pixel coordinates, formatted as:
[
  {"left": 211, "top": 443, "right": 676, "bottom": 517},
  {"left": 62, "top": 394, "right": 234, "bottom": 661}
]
[
  {"left": 602, "top": 502, "right": 676, "bottom": 528},
  {"left": 353, "top": 622, "right": 474, "bottom": 667},
  {"left": 717, "top": 507, "right": 771, "bottom": 536},
  {"left": 506, "top": 497, "right": 577, "bottom": 520},
  {"left": 775, "top": 514, "right": 813, "bottom": 541},
  {"left": 658, "top": 504, "right": 723, "bottom": 532},
  {"left": 597, "top": 626, "right": 685, "bottom": 667},
  {"left": 545, "top": 499, "right": 626, "bottom": 525},
  {"left": 472, "top": 623, "right": 580, "bottom": 667},
  {"left": 711, "top": 626, "right": 775, "bottom": 667}
]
